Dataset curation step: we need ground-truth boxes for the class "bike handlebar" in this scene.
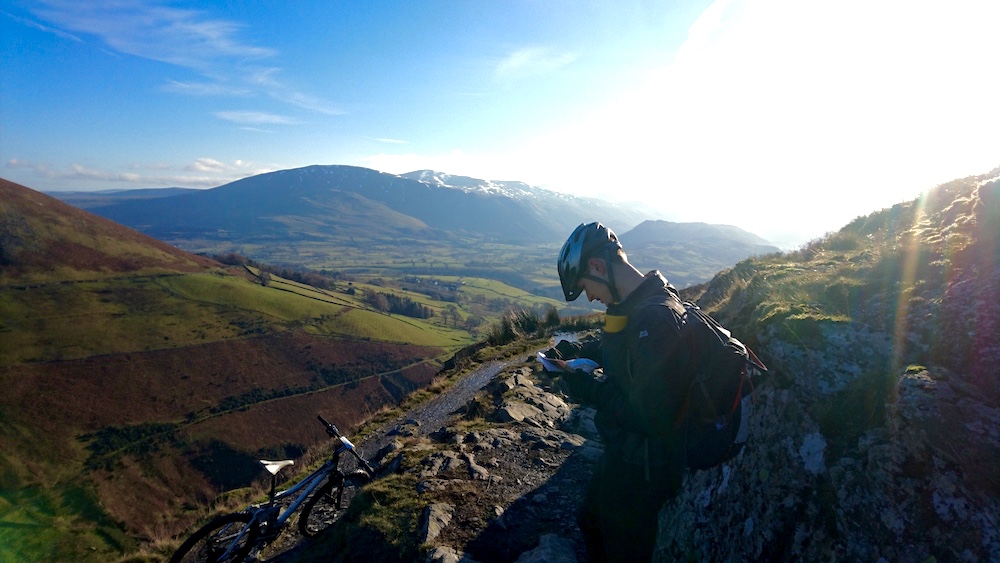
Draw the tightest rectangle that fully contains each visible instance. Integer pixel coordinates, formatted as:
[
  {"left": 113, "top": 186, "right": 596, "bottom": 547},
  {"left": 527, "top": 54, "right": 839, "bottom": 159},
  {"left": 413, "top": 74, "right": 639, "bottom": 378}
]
[
  {"left": 317, "top": 414, "right": 376, "bottom": 475},
  {"left": 317, "top": 414, "right": 339, "bottom": 437}
]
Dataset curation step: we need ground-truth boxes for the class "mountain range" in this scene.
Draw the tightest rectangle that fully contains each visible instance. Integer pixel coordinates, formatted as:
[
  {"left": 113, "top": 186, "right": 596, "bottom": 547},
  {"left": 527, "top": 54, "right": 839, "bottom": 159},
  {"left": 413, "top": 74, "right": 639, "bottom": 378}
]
[
  {"left": 48, "top": 165, "right": 779, "bottom": 291},
  {"left": 50, "top": 165, "right": 649, "bottom": 243}
]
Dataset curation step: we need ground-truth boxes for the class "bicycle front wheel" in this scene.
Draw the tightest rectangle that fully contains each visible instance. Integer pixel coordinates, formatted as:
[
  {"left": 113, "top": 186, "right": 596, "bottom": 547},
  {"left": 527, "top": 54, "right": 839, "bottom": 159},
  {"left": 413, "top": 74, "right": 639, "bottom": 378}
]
[
  {"left": 170, "top": 512, "right": 257, "bottom": 563},
  {"left": 298, "top": 477, "right": 339, "bottom": 538}
]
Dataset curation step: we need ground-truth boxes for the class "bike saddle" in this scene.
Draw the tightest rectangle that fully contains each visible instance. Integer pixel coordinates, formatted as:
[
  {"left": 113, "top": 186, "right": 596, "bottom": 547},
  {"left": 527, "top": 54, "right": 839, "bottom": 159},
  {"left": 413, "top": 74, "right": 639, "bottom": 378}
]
[{"left": 259, "top": 459, "right": 295, "bottom": 475}]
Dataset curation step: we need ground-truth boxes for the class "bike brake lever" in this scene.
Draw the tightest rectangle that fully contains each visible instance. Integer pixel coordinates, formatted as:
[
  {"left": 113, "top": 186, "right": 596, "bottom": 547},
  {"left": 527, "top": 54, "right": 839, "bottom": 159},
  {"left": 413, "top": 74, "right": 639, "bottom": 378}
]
[{"left": 317, "top": 414, "right": 339, "bottom": 437}]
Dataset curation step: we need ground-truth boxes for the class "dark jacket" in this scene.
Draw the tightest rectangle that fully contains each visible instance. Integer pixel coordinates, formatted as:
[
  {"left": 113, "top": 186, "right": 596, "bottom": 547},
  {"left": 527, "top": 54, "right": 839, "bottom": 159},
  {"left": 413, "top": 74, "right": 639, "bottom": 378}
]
[{"left": 568, "top": 271, "right": 690, "bottom": 475}]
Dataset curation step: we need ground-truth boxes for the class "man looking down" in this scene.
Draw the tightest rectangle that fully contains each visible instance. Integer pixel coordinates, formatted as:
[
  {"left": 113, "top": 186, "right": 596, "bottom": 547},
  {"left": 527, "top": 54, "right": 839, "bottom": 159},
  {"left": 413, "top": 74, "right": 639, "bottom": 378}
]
[{"left": 555, "top": 221, "right": 691, "bottom": 562}]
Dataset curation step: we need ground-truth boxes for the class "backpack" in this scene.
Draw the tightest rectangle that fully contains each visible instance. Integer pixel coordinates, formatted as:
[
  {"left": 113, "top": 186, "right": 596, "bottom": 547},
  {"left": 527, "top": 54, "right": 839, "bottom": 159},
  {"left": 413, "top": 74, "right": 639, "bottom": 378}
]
[{"left": 674, "top": 302, "right": 767, "bottom": 471}]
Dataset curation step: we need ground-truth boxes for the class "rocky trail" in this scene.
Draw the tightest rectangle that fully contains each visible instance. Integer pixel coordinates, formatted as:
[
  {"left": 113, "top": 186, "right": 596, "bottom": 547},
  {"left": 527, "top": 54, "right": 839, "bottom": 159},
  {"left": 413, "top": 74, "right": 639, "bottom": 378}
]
[{"left": 264, "top": 352, "right": 599, "bottom": 562}]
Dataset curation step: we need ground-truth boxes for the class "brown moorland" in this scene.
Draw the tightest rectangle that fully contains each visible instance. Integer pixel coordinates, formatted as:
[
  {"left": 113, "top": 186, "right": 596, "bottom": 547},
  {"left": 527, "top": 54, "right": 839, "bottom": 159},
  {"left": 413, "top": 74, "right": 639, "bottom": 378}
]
[
  {"left": 0, "top": 178, "right": 219, "bottom": 283},
  {"left": 0, "top": 178, "right": 461, "bottom": 561}
]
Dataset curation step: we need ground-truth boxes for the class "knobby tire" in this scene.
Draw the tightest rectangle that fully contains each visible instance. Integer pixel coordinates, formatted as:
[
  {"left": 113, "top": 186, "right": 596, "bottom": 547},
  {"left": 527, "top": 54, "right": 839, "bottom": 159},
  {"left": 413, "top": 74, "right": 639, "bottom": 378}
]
[
  {"left": 298, "top": 477, "right": 339, "bottom": 538},
  {"left": 298, "top": 470, "right": 369, "bottom": 538},
  {"left": 170, "top": 512, "right": 256, "bottom": 563}
]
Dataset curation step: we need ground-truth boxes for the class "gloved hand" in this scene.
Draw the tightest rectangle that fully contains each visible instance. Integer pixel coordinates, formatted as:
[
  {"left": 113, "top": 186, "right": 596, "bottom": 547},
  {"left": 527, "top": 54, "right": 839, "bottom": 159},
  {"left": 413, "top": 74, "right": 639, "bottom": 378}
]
[{"left": 563, "top": 368, "right": 599, "bottom": 403}]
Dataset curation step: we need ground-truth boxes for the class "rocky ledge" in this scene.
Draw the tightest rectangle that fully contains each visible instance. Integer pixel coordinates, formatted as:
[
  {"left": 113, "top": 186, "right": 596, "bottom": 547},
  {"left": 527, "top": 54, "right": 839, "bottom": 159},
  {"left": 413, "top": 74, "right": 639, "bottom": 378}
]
[{"left": 378, "top": 365, "right": 598, "bottom": 563}]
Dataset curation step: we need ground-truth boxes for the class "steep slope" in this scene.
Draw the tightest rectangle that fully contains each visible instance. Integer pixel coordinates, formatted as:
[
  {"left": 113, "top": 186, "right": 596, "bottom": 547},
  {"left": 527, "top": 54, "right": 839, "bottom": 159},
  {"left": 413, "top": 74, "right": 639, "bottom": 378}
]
[
  {"left": 656, "top": 168, "right": 1000, "bottom": 560},
  {"left": 0, "top": 179, "right": 463, "bottom": 561},
  {"left": 0, "top": 178, "right": 217, "bottom": 284}
]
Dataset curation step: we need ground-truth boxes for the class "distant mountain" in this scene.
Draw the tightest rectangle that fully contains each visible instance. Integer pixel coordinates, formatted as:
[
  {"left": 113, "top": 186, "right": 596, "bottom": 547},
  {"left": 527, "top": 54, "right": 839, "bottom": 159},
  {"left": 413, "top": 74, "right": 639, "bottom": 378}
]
[
  {"left": 44, "top": 164, "right": 778, "bottom": 291},
  {"left": 67, "top": 165, "right": 655, "bottom": 245},
  {"left": 46, "top": 187, "right": 199, "bottom": 210},
  {"left": 619, "top": 220, "right": 780, "bottom": 284}
]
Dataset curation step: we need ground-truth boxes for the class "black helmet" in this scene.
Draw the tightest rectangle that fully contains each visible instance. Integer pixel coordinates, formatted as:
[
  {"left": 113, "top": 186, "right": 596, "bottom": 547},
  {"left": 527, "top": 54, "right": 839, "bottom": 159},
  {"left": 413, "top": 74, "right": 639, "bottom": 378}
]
[{"left": 557, "top": 222, "right": 621, "bottom": 301}]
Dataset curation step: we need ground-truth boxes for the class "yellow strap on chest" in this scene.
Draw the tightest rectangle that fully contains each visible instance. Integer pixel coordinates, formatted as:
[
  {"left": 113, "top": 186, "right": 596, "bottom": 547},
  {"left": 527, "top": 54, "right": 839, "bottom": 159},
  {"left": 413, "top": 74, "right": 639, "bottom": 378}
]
[{"left": 605, "top": 313, "right": 628, "bottom": 333}]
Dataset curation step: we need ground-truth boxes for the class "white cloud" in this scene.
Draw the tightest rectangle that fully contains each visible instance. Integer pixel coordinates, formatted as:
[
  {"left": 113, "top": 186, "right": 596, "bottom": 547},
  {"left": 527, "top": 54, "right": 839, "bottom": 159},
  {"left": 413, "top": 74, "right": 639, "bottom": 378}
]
[
  {"left": 495, "top": 47, "right": 578, "bottom": 80},
  {"left": 31, "top": 0, "right": 274, "bottom": 70},
  {"left": 185, "top": 158, "right": 229, "bottom": 173},
  {"left": 6, "top": 157, "right": 274, "bottom": 189},
  {"left": 160, "top": 80, "right": 250, "bottom": 97},
  {"left": 2, "top": 9, "right": 82, "bottom": 42},
  {"left": 26, "top": 0, "right": 340, "bottom": 117},
  {"left": 214, "top": 111, "right": 300, "bottom": 125}
]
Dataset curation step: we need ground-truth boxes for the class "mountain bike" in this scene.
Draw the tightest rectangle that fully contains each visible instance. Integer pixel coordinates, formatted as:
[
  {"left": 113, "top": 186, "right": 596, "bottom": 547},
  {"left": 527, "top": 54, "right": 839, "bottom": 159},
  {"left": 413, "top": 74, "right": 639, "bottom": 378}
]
[{"left": 170, "top": 415, "right": 376, "bottom": 562}]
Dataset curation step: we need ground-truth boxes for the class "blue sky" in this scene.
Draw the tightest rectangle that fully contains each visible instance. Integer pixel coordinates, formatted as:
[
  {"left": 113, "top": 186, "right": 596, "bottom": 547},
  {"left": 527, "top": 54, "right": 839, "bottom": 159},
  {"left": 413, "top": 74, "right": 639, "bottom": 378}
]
[{"left": 2, "top": 0, "right": 998, "bottom": 248}]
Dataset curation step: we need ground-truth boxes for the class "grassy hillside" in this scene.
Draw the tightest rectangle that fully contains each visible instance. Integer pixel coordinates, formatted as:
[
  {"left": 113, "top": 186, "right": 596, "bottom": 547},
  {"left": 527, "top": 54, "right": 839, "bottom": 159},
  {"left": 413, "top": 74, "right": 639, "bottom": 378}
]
[
  {"left": 0, "top": 179, "right": 489, "bottom": 561},
  {"left": 688, "top": 168, "right": 999, "bottom": 400}
]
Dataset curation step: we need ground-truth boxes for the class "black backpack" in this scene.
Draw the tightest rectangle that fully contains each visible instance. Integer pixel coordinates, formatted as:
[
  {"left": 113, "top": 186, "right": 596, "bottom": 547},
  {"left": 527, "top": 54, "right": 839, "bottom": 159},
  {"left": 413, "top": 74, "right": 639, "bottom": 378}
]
[{"left": 674, "top": 302, "right": 767, "bottom": 471}]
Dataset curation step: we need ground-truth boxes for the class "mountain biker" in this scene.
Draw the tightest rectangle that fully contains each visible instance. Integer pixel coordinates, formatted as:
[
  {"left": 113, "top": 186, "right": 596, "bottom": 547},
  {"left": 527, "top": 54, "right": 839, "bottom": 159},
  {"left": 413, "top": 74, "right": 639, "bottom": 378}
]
[{"left": 556, "top": 222, "right": 689, "bottom": 562}]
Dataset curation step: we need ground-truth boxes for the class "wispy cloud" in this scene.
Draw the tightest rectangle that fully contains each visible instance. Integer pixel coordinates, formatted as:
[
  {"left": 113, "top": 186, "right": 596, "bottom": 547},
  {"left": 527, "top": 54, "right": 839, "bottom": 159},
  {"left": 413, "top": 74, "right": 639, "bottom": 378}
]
[
  {"left": 214, "top": 111, "right": 300, "bottom": 125},
  {"left": 495, "top": 47, "right": 578, "bottom": 80},
  {"left": 161, "top": 80, "right": 251, "bottom": 97},
  {"left": 7, "top": 157, "right": 274, "bottom": 188},
  {"left": 31, "top": 1, "right": 273, "bottom": 70},
  {"left": 183, "top": 158, "right": 267, "bottom": 175},
  {"left": 2, "top": 9, "right": 82, "bottom": 42},
  {"left": 374, "top": 138, "right": 408, "bottom": 144},
  {"left": 25, "top": 0, "right": 341, "bottom": 118}
]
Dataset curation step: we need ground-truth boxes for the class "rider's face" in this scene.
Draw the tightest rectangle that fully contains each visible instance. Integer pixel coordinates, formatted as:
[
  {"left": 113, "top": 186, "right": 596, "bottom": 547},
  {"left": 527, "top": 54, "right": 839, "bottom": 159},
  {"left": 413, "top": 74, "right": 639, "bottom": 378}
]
[{"left": 582, "top": 280, "right": 610, "bottom": 306}]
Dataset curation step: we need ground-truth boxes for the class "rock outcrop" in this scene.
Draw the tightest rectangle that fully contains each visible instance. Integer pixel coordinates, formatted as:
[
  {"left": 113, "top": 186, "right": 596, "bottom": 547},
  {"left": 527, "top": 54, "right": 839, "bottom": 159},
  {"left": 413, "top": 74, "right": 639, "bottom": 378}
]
[{"left": 656, "top": 172, "right": 1000, "bottom": 561}]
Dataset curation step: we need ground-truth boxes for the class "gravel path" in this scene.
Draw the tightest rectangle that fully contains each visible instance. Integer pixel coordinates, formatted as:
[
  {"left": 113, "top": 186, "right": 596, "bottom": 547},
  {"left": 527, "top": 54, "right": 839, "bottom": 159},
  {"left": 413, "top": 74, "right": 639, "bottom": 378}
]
[
  {"left": 358, "top": 359, "right": 511, "bottom": 457},
  {"left": 263, "top": 357, "right": 521, "bottom": 561}
]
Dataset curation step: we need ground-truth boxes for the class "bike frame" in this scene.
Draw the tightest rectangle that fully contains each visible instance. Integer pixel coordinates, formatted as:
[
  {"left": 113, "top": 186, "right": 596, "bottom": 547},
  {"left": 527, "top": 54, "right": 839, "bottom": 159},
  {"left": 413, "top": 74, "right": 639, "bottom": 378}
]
[
  {"left": 211, "top": 440, "right": 351, "bottom": 559},
  {"left": 172, "top": 416, "right": 373, "bottom": 562},
  {"left": 268, "top": 455, "right": 341, "bottom": 526}
]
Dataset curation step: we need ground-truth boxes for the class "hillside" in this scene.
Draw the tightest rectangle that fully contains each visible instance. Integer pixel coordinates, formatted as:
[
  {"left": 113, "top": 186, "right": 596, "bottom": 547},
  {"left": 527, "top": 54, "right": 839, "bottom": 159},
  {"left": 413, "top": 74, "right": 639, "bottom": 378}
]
[
  {"left": 46, "top": 165, "right": 775, "bottom": 293},
  {"left": 0, "top": 178, "right": 218, "bottom": 284},
  {"left": 657, "top": 168, "right": 1000, "bottom": 559},
  {"left": 0, "top": 179, "right": 479, "bottom": 561}
]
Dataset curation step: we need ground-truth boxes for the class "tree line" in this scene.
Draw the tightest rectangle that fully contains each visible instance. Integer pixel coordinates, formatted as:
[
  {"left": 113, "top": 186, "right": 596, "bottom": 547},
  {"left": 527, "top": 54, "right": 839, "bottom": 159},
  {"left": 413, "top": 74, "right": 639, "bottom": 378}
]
[{"left": 363, "top": 290, "right": 434, "bottom": 319}]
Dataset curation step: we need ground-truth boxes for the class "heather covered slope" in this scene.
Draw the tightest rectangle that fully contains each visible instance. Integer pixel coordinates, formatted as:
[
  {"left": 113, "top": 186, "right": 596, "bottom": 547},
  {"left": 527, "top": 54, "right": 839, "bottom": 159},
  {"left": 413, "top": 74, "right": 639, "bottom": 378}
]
[
  {"left": 0, "top": 179, "right": 469, "bottom": 561},
  {"left": 656, "top": 169, "right": 1000, "bottom": 560},
  {"left": 0, "top": 178, "right": 218, "bottom": 284}
]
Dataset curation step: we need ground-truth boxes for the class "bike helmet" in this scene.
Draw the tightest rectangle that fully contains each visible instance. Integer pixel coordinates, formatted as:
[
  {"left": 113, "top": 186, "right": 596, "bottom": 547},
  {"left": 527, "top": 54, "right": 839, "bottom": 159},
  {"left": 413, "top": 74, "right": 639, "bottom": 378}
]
[{"left": 557, "top": 222, "right": 622, "bottom": 301}]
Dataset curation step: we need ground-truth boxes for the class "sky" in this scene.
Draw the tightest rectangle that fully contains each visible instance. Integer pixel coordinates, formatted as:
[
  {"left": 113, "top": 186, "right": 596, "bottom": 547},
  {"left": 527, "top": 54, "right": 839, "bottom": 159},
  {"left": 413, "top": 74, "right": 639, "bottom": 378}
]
[{"left": 2, "top": 0, "right": 999, "bottom": 249}]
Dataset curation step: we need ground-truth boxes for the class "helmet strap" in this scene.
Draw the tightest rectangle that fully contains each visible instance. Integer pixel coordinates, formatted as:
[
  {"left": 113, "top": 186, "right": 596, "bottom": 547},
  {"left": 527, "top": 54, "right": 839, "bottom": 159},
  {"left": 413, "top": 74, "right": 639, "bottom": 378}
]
[
  {"left": 603, "top": 247, "right": 621, "bottom": 303},
  {"left": 581, "top": 248, "right": 621, "bottom": 304}
]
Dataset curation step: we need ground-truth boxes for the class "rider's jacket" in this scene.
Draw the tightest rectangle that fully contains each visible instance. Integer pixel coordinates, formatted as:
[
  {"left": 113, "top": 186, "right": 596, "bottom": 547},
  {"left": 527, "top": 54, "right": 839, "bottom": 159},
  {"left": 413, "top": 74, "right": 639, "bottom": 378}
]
[{"left": 569, "top": 271, "right": 689, "bottom": 479}]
